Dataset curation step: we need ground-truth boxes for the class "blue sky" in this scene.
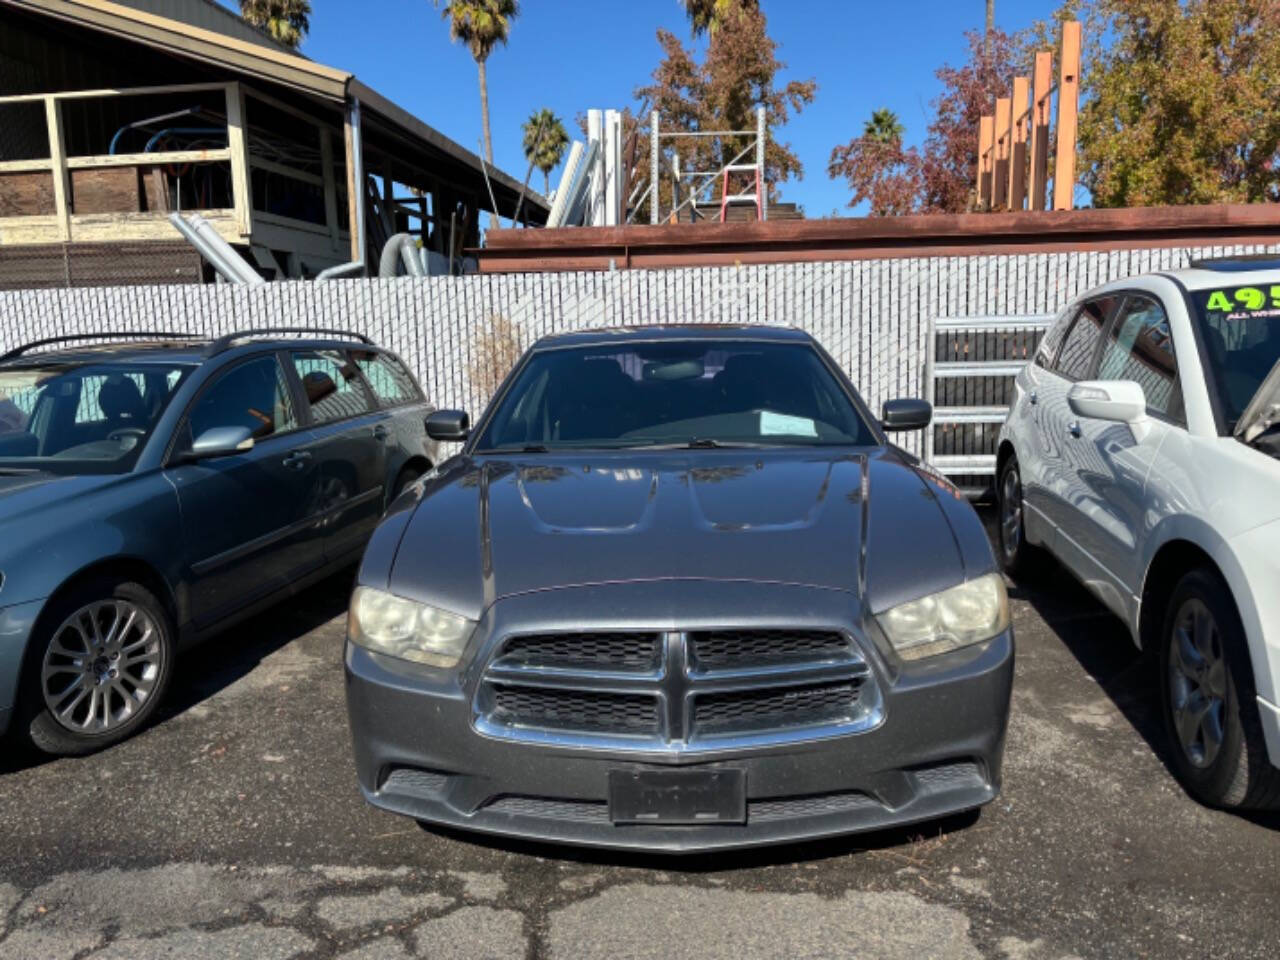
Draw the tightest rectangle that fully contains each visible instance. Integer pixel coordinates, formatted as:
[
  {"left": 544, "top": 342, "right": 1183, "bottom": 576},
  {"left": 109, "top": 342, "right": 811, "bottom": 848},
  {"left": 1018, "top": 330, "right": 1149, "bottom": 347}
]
[{"left": 232, "top": 1, "right": 1057, "bottom": 217}]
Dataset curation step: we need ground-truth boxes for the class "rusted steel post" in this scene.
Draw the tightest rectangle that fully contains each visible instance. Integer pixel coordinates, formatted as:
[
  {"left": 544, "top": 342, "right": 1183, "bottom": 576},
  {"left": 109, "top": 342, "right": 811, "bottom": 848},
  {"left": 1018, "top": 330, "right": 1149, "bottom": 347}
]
[
  {"left": 1008, "top": 76, "right": 1029, "bottom": 211},
  {"left": 1053, "top": 21, "right": 1082, "bottom": 211},
  {"left": 1028, "top": 51, "right": 1053, "bottom": 211},
  {"left": 993, "top": 97, "right": 1011, "bottom": 211},
  {"left": 977, "top": 115, "right": 994, "bottom": 210}
]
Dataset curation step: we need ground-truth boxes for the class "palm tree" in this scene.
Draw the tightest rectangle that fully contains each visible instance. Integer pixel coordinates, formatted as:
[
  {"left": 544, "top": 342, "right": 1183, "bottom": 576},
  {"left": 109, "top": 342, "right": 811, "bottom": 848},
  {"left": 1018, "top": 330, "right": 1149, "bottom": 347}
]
[
  {"left": 681, "top": 0, "right": 758, "bottom": 36},
  {"left": 521, "top": 109, "right": 569, "bottom": 196},
  {"left": 864, "top": 108, "right": 904, "bottom": 145},
  {"left": 437, "top": 0, "right": 519, "bottom": 165},
  {"left": 239, "top": 0, "right": 311, "bottom": 49}
]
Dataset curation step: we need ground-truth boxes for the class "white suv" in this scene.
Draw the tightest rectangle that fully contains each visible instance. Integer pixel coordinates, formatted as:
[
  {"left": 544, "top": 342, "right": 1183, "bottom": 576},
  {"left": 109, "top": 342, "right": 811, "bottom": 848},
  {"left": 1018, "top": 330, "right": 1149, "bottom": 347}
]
[{"left": 996, "top": 256, "right": 1280, "bottom": 811}]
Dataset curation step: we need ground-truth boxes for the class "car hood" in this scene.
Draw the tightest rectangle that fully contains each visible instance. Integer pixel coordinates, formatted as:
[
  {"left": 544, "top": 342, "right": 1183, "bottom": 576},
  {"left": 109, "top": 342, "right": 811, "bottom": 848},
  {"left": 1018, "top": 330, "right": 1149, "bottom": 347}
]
[
  {"left": 385, "top": 448, "right": 980, "bottom": 622},
  {"left": 0, "top": 471, "right": 119, "bottom": 519}
]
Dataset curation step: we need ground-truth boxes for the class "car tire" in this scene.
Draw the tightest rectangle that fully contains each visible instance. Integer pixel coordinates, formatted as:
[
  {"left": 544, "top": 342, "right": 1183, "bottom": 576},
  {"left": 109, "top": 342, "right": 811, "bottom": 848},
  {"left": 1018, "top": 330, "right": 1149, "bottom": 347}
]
[
  {"left": 1158, "top": 567, "right": 1280, "bottom": 811},
  {"left": 996, "top": 454, "right": 1043, "bottom": 579},
  {"left": 22, "top": 578, "right": 175, "bottom": 757}
]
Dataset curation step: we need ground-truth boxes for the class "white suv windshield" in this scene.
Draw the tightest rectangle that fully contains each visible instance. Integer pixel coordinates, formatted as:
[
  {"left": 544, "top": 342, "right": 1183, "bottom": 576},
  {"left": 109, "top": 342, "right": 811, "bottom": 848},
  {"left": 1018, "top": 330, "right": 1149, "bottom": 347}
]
[
  {"left": 476, "top": 340, "right": 876, "bottom": 451},
  {"left": 1190, "top": 283, "right": 1280, "bottom": 426},
  {"left": 0, "top": 362, "right": 191, "bottom": 475}
]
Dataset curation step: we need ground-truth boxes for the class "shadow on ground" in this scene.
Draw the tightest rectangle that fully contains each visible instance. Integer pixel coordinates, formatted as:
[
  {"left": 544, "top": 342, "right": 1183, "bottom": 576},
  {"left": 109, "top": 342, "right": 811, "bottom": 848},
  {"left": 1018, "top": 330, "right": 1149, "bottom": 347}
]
[
  {"left": 418, "top": 806, "right": 983, "bottom": 872},
  {"left": 0, "top": 568, "right": 354, "bottom": 775}
]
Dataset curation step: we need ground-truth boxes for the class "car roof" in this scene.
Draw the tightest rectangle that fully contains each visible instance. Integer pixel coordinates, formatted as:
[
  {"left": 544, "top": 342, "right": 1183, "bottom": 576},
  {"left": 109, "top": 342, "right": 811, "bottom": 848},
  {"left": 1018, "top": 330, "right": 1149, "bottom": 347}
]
[
  {"left": 532, "top": 324, "right": 813, "bottom": 351},
  {"left": 0, "top": 334, "right": 383, "bottom": 368},
  {"left": 1169, "top": 260, "right": 1280, "bottom": 292}
]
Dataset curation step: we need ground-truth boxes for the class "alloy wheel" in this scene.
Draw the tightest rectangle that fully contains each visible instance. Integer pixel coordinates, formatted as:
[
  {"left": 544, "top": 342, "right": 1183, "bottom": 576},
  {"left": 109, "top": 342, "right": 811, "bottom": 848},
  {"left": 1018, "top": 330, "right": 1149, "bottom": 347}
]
[
  {"left": 40, "top": 599, "right": 164, "bottom": 735},
  {"left": 1168, "top": 598, "right": 1228, "bottom": 769},
  {"left": 1000, "top": 466, "right": 1023, "bottom": 562}
]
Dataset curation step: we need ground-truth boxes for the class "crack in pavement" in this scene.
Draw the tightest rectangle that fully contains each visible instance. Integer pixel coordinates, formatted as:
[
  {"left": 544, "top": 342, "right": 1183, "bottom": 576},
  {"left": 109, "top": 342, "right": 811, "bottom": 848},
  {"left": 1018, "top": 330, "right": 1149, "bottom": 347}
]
[{"left": 0, "top": 862, "right": 1083, "bottom": 960}]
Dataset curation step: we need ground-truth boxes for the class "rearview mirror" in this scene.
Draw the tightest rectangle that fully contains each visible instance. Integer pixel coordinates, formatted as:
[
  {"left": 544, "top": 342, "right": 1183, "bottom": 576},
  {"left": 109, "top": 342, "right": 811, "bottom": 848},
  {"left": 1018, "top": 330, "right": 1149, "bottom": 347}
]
[
  {"left": 189, "top": 425, "right": 254, "bottom": 460},
  {"left": 881, "top": 398, "right": 932, "bottom": 432},
  {"left": 1068, "top": 380, "right": 1146, "bottom": 424},
  {"left": 426, "top": 409, "right": 470, "bottom": 442}
]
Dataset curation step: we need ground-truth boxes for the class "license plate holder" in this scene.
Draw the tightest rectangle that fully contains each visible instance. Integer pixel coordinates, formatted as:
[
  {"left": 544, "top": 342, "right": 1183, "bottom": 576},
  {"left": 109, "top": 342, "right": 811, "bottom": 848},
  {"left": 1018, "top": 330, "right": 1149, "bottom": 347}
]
[{"left": 607, "top": 768, "right": 746, "bottom": 825}]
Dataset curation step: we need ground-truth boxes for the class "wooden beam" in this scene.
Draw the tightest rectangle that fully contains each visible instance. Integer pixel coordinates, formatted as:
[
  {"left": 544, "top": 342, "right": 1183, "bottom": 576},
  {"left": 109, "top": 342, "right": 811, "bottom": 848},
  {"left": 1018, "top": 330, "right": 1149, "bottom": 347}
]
[
  {"left": 1054, "top": 20, "right": 1082, "bottom": 211},
  {"left": 993, "top": 97, "right": 1011, "bottom": 211},
  {"left": 45, "top": 97, "right": 70, "bottom": 241},
  {"left": 1028, "top": 51, "right": 1053, "bottom": 211},
  {"left": 66, "top": 149, "right": 232, "bottom": 170},
  {"left": 224, "top": 83, "right": 252, "bottom": 236},
  {"left": 977, "top": 115, "right": 994, "bottom": 210},
  {"left": 344, "top": 103, "right": 361, "bottom": 262},
  {"left": 1008, "top": 76, "right": 1029, "bottom": 211},
  {"left": 0, "top": 82, "right": 231, "bottom": 105},
  {"left": 0, "top": 160, "right": 53, "bottom": 174}
]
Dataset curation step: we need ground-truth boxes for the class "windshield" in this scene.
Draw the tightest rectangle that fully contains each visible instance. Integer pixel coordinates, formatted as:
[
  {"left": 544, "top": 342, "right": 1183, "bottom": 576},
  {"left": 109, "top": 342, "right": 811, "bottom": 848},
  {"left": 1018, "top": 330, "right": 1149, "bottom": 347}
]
[
  {"left": 0, "top": 361, "right": 192, "bottom": 475},
  {"left": 1189, "top": 283, "right": 1280, "bottom": 427},
  {"left": 475, "top": 340, "right": 877, "bottom": 452}
]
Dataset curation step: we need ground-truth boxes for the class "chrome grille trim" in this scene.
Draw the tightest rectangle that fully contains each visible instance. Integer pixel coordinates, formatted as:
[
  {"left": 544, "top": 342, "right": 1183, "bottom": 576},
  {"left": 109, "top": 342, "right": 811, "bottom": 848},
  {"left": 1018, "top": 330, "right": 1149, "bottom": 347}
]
[{"left": 474, "top": 627, "right": 884, "bottom": 753}]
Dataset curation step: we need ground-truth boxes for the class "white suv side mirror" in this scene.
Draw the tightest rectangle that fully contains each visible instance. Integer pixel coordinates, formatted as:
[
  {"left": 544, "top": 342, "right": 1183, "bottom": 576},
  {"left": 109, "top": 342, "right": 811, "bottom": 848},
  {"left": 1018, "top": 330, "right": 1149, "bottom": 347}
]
[{"left": 1068, "top": 380, "right": 1147, "bottom": 424}]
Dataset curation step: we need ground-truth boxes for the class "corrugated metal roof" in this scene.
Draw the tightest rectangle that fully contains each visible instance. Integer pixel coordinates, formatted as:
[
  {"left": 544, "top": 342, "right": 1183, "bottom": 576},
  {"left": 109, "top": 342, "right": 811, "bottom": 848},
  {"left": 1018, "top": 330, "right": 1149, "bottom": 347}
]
[{"left": 108, "top": 0, "right": 285, "bottom": 52}]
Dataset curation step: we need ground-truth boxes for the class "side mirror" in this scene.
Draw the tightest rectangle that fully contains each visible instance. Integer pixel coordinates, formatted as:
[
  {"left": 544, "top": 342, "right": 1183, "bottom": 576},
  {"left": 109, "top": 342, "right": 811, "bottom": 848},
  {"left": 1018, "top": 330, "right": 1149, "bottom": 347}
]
[
  {"left": 189, "top": 425, "right": 254, "bottom": 460},
  {"left": 426, "top": 409, "right": 470, "bottom": 442},
  {"left": 881, "top": 398, "right": 932, "bottom": 432},
  {"left": 1068, "top": 380, "right": 1146, "bottom": 424}
]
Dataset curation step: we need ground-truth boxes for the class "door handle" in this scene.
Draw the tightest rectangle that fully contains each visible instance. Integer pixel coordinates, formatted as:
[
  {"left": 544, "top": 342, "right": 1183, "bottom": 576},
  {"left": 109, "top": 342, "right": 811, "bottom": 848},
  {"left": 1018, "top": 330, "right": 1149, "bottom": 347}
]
[
  {"left": 282, "top": 450, "right": 312, "bottom": 470},
  {"left": 1067, "top": 421, "right": 1082, "bottom": 438},
  {"left": 372, "top": 424, "right": 390, "bottom": 441}
]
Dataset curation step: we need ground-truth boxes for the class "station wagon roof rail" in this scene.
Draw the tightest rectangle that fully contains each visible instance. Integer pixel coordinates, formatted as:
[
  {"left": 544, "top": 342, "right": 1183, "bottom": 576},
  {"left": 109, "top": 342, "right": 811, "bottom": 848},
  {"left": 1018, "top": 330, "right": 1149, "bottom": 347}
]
[
  {"left": 205, "top": 328, "right": 376, "bottom": 356},
  {"left": 0, "top": 332, "right": 204, "bottom": 363}
]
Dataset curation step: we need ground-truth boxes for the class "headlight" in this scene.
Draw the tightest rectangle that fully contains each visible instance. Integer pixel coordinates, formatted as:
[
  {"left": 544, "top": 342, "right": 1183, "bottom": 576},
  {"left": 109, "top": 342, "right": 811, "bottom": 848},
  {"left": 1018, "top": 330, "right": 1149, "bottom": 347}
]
[
  {"left": 875, "top": 573, "right": 1009, "bottom": 661},
  {"left": 347, "top": 586, "right": 475, "bottom": 667}
]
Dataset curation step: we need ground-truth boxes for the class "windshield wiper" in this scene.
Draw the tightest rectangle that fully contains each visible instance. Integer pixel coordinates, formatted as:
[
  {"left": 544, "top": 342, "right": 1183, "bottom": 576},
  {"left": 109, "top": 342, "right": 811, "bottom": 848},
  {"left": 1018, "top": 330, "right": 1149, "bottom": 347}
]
[{"left": 0, "top": 467, "right": 41, "bottom": 476}]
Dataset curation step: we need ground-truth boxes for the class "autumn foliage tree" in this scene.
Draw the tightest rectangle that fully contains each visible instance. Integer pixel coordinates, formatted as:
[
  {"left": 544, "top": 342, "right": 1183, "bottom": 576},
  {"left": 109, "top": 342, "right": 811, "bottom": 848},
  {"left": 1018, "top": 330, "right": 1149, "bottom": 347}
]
[
  {"left": 1080, "top": 0, "right": 1280, "bottom": 206},
  {"left": 636, "top": 2, "right": 815, "bottom": 217},
  {"left": 829, "top": 29, "right": 1020, "bottom": 214},
  {"left": 826, "top": 110, "right": 922, "bottom": 216}
]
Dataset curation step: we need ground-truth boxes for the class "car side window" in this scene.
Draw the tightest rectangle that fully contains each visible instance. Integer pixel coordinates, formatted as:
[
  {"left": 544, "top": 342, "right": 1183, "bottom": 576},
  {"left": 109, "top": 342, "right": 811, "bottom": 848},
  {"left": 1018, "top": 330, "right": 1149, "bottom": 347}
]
[
  {"left": 1033, "top": 307, "right": 1073, "bottom": 369},
  {"left": 1098, "top": 295, "right": 1182, "bottom": 421},
  {"left": 188, "top": 355, "right": 297, "bottom": 443},
  {"left": 291, "top": 350, "right": 373, "bottom": 425},
  {"left": 350, "top": 350, "right": 421, "bottom": 407},
  {"left": 1053, "top": 296, "right": 1118, "bottom": 381}
]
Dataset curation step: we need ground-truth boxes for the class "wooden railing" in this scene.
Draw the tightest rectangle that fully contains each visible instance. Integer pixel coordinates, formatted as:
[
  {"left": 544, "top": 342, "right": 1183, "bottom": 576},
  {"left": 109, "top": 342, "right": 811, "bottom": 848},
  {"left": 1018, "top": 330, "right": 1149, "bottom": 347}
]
[{"left": 0, "top": 81, "right": 348, "bottom": 261}]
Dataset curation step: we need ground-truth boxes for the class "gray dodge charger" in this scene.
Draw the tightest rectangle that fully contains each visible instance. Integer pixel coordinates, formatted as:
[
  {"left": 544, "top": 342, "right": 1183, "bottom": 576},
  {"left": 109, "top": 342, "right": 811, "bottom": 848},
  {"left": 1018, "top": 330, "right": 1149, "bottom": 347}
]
[{"left": 344, "top": 326, "right": 1013, "bottom": 852}]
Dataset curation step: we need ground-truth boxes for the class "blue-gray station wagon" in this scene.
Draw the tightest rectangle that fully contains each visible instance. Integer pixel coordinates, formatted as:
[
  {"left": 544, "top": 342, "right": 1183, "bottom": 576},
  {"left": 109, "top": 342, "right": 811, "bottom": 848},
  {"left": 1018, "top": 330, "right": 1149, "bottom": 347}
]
[{"left": 0, "top": 329, "right": 435, "bottom": 755}]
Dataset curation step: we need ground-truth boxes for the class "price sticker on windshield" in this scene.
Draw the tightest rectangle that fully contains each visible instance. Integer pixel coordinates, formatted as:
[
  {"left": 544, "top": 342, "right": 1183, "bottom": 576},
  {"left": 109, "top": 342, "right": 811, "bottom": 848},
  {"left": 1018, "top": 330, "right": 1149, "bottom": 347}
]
[{"left": 1203, "top": 285, "right": 1280, "bottom": 317}]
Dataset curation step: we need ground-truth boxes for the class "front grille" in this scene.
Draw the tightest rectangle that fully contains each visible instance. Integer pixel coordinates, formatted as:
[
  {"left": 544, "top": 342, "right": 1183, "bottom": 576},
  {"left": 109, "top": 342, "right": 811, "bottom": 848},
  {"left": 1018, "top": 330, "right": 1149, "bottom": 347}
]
[
  {"left": 483, "top": 795, "right": 610, "bottom": 824},
  {"left": 475, "top": 627, "right": 881, "bottom": 751},
  {"left": 690, "top": 630, "right": 853, "bottom": 669},
  {"left": 489, "top": 684, "right": 660, "bottom": 734},
  {"left": 495, "top": 632, "right": 661, "bottom": 671},
  {"left": 749, "top": 790, "right": 879, "bottom": 822},
  {"left": 381, "top": 767, "right": 450, "bottom": 796},
  {"left": 694, "top": 680, "right": 863, "bottom": 734}
]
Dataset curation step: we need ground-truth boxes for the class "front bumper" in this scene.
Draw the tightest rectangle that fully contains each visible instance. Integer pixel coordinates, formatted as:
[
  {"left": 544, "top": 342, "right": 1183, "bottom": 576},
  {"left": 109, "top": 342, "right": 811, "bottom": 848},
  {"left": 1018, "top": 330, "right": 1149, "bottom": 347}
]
[
  {"left": 0, "top": 599, "right": 44, "bottom": 737},
  {"left": 345, "top": 581, "right": 1013, "bottom": 853}
]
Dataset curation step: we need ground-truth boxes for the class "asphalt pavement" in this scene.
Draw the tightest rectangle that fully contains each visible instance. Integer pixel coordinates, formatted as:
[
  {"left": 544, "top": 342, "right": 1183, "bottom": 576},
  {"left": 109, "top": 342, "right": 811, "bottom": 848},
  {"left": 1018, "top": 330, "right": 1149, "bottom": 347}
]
[{"left": 1, "top": 511, "right": 1278, "bottom": 959}]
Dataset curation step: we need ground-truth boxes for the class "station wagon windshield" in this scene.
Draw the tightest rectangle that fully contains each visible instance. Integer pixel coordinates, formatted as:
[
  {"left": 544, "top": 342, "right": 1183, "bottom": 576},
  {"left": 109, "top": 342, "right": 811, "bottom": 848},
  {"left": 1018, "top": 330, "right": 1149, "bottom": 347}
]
[
  {"left": 476, "top": 340, "right": 876, "bottom": 451},
  {"left": 0, "top": 361, "right": 192, "bottom": 475},
  {"left": 1190, "top": 284, "right": 1280, "bottom": 426}
]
